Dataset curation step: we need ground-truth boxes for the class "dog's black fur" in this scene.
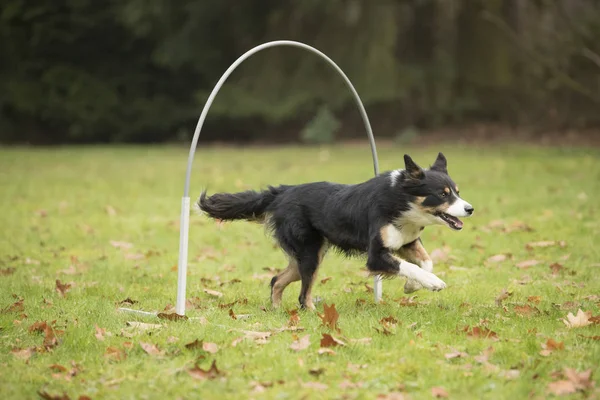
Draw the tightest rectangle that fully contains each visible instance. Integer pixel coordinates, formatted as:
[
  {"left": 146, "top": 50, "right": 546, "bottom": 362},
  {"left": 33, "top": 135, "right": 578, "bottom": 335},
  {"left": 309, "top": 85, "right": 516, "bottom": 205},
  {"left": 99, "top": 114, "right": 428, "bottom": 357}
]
[{"left": 198, "top": 153, "right": 473, "bottom": 309}]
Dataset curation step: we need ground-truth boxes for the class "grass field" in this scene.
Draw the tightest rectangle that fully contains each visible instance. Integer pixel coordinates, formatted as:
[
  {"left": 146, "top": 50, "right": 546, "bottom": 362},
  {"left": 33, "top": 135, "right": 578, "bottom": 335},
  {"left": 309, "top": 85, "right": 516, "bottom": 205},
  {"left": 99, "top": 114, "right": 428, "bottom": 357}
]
[{"left": 1, "top": 143, "right": 599, "bottom": 400}]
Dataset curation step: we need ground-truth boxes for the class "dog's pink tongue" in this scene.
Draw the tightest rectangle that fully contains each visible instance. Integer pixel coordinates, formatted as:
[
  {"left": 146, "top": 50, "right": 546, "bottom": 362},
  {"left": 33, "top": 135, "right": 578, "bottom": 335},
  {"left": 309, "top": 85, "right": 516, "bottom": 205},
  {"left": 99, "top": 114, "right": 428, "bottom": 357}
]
[{"left": 455, "top": 218, "right": 464, "bottom": 229}]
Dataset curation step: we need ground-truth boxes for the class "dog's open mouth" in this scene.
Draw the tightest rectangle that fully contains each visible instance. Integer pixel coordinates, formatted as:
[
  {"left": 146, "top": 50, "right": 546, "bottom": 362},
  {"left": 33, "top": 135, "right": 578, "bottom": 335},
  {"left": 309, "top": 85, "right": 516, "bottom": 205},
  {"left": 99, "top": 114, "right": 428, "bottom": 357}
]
[{"left": 436, "top": 212, "right": 464, "bottom": 230}]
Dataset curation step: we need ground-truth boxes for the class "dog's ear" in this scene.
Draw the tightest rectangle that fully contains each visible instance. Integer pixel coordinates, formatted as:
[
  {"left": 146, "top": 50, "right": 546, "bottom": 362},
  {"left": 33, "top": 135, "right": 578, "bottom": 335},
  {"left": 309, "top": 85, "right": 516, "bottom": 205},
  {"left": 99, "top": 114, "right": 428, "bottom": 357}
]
[
  {"left": 430, "top": 152, "right": 448, "bottom": 174},
  {"left": 404, "top": 154, "right": 425, "bottom": 180}
]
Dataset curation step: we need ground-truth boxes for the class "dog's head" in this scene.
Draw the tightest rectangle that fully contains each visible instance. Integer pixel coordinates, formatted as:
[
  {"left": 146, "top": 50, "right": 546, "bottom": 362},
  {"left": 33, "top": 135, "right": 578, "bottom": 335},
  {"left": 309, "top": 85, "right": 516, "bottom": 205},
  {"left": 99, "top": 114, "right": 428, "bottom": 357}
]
[{"left": 398, "top": 152, "right": 474, "bottom": 230}]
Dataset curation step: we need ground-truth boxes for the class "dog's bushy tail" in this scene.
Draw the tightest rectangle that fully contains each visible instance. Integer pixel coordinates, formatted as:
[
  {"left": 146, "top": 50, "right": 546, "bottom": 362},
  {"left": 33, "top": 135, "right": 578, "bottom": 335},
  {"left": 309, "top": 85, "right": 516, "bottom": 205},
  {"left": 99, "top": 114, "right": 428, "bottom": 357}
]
[{"left": 198, "top": 186, "right": 288, "bottom": 221}]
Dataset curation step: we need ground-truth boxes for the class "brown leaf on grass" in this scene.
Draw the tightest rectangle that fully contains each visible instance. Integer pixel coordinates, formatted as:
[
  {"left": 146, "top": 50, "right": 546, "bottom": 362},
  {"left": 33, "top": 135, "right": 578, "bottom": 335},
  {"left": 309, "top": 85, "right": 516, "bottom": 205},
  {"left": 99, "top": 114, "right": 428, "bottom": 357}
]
[
  {"left": 125, "top": 321, "right": 163, "bottom": 331},
  {"left": 474, "top": 346, "right": 495, "bottom": 364},
  {"left": 203, "top": 288, "right": 223, "bottom": 298},
  {"left": 157, "top": 312, "right": 188, "bottom": 321},
  {"left": 94, "top": 325, "right": 107, "bottom": 341},
  {"left": 49, "top": 364, "right": 68, "bottom": 372},
  {"left": 562, "top": 309, "right": 592, "bottom": 328},
  {"left": 397, "top": 296, "right": 419, "bottom": 307},
  {"left": 203, "top": 342, "right": 219, "bottom": 354},
  {"left": 515, "top": 260, "right": 540, "bottom": 269},
  {"left": 287, "top": 309, "right": 300, "bottom": 326},
  {"left": 320, "top": 277, "right": 332, "bottom": 284},
  {"left": 228, "top": 308, "right": 237, "bottom": 320},
  {"left": 547, "top": 380, "right": 577, "bottom": 395},
  {"left": 590, "top": 315, "right": 600, "bottom": 325},
  {"left": 318, "top": 303, "right": 339, "bottom": 332},
  {"left": 55, "top": 280, "right": 71, "bottom": 297},
  {"left": 380, "top": 316, "right": 399, "bottom": 327},
  {"left": 185, "top": 339, "right": 204, "bottom": 350},
  {"left": 549, "top": 263, "right": 564, "bottom": 275},
  {"left": 462, "top": 325, "right": 498, "bottom": 339},
  {"left": 495, "top": 288, "right": 512, "bottom": 306},
  {"left": 11, "top": 347, "right": 35, "bottom": 361},
  {"left": 139, "top": 342, "right": 164, "bottom": 356},
  {"left": 431, "top": 387, "right": 449, "bottom": 398},
  {"left": 1, "top": 267, "right": 15, "bottom": 276},
  {"left": 513, "top": 304, "right": 539, "bottom": 316},
  {"left": 526, "top": 240, "right": 566, "bottom": 250},
  {"left": 540, "top": 338, "right": 564, "bottom": 356},
  {"left": 527, "top": 296, "right": 541, "bottom": 304},
  {"left": 30, "top": 321, "right": 59, "bottom": 349},
  {"left": 320, "top": 333, "right": 346, "bottom": 348},
  {"left": 309, "top": 367, "right": 325, "bottom": 377},
  {"left": 37, "top": 391, "right": 70, "bottom": 400},
  {"left": 3, "top": 299, "right": 24, "bottom": 313},
  {"left": 290, "top": 335, "right": 311, "bottom": 351},
  {"left": 487, "top": 254, "right": 509, "bottom": 263},
  {"left": 578, "top": 335, "right": 600, "bottom": 341},
  {"left": 349, "top": 337, "right": 372, "bottom": 345},
  {"left": 317, "top": 348, "right": 336, "bottom": 355},
  {"left": 187, "top": 360, "right": 223, "bottom": 380},
  {"left": 104, "top": 346, "right": 126, "bottom": 362},
  {"left": 445, "top": 350, "right": 468, "bottom": 359}
]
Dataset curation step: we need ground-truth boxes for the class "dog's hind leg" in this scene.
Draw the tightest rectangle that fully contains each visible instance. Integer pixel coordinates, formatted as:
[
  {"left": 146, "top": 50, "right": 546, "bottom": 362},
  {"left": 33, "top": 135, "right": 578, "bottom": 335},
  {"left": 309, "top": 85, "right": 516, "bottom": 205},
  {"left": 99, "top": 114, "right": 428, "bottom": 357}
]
[
  {"left": 397, "top": 238, "right": 433, "bottom": 294},
  {"left": 297, "top": 241, "right": 328, "bottom": 310},
  {"left": 270, "top": 259, "right": 300, "bottom": 308}
]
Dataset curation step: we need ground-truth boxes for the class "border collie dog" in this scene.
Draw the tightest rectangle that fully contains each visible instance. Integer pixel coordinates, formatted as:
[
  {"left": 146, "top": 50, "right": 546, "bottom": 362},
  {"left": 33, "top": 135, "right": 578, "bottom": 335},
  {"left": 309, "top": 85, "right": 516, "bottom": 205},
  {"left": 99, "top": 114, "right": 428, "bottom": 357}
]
[{"left": 198, "top": 153, "right": 474, "bottom": 309}]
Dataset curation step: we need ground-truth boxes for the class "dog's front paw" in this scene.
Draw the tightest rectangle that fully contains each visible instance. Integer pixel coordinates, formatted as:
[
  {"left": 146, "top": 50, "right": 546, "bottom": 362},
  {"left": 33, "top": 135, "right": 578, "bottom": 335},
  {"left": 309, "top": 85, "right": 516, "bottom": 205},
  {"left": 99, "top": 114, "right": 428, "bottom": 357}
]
[
  {"left": 404, "top": 279, "right": 422, "bottom": 294},
  {"left": 418, "top": 273, "right": 446, "bottom": 292}
]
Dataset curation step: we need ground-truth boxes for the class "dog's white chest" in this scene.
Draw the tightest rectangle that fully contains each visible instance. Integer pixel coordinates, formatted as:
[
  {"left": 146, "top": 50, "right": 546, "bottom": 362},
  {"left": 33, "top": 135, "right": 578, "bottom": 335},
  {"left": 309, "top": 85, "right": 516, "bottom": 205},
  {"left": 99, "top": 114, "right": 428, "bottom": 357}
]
[{"left": 380, "top": 224, "right": 421, "bottom": 250}]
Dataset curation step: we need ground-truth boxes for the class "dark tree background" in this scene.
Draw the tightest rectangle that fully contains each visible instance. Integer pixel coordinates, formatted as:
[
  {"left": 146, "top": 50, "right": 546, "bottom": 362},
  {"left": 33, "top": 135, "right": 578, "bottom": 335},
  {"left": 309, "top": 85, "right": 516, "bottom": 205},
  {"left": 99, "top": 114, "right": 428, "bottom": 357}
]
[{"left": 1, "top": 0, "right": 599, "bottom": 144}]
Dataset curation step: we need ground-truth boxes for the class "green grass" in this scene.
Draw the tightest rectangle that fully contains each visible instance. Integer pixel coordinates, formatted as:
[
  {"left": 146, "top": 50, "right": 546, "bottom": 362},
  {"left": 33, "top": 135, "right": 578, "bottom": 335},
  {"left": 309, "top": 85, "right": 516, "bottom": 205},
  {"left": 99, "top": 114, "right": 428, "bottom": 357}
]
[{"left": 1, "top": 143, "right": 599, "bottom": 400}]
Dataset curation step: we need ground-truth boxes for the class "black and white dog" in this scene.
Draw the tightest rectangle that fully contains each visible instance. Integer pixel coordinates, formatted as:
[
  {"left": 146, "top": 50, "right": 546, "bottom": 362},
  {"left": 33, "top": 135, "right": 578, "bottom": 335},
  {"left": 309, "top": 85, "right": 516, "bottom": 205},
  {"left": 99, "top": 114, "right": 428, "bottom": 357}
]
[{"left": 198, "top": 153, "right": 474, "bottom": 309}]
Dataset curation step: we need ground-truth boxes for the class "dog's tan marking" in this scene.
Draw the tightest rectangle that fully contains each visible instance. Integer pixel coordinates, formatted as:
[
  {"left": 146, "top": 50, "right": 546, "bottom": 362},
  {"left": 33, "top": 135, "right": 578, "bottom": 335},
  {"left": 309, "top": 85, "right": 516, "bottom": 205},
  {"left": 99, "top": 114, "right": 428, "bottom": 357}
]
[
  {"left": 444, "top": 187, "right": 450, "bottom": 194},
  {"left": 271, "top": 260, "right": 300, "bottom": 308},
  {"left": 414, "top": 196, "right": 426, "bottom": 205},
  {"left": 455, "top": 185, "right": 459, "bottom": 193},
  {"left": 303, "top": 242, "right": 329, "bottom": 310},
  {"left": 380, "top": 224, "right": 404, "bottom": 250}
]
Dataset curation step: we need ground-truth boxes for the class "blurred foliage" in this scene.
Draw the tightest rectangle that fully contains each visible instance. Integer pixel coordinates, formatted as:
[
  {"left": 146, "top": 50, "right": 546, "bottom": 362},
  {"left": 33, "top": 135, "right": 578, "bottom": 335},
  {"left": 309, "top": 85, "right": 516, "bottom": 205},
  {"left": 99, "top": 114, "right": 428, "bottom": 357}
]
[
  {"left": 300, "top": 106, "right": 340, "bottom": 144},
  {"left": 1, "top": 0, "right": 600, "bottom": 143}
]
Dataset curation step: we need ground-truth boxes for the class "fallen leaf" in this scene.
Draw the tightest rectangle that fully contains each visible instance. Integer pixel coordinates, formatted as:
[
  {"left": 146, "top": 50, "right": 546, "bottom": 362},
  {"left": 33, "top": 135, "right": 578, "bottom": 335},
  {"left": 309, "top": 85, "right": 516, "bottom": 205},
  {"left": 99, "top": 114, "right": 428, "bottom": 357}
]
[
  {"left": 309, "top": 367, "right": 325, "bottom": 377},
  {"left": 1, "top": 267, "right": 16, "bottom": 276},
  {"left": 3, "top": 299, "right": 24, "bottom": 313},
  {"left": 513, "top": 304, "right": 539, "bottom": 316},
  {"left": 290, "top": 335, "right": 310, "bottom": 351},
  {"left": 49, "top": 364, "right": 67, "bottom": 373},
  {"left": 526, "top": 240, "right": 566, "bottom": 250},
  {"left": 55, "top": 280, "right": 71, "bottom": 297},
  {"left": 157, "top": 312, "right": 188, "bottom": 321},
  {"left": 516, "top": 260, "right": 540, "bottom": 269},
  {"left": 380, "top": 316, "right": 399, "bottom": 327},
  {"left": 462, "top": 325, "right": 498, "bottom": 339},
  {"left": 431, "top": 387, "right": 449, "bottom": 398},
  {"left": 187, "top": 360, "right": 222, "bottom": 380},
  {"left": 487, "top": 254, "right": 508, "bottom": 263},
  {"left": 540, "top": 338, "right": 564, "bottom": 356},
  {"left": 119, "top": 297, "right": 138, "bottom": 306},
  {"left": 125, "top": 321, "right": 163, "bottom": 332},
  {"left": 578, "top": 335, "right": 600, "bottom": 341},
  {"left": 139, "top": 342, "right": 164, "bottom": 356},
  {"left": 11, "top": 347, "right": 34, "bottom": 361},
  {"left": 105, "top": 346, "right": 126, "bottom": 362},
  {"left": 203, "top": 288, "right": 223, "bottom": 298},
  {"left": 317, "top": 348, "right": 336, "bottom": 355},
  {"left": 185, "top": 339, "right": 204, "bottom": 350},
  {"left": 318, "top": 303, "right": 339, "bottom": 332},
  {"left": 549, "top": 262, "right": 564, "bottom": 275},
  {"left": 287, "top": 309, "right": 300, "bottom": 326},
  {"left": 563, "top": 368, "right": 594, "bottom": 390},
  {"left": 547, "top": 380, "right": 577, "bottom": 396},
  {"left": 527, "top": 296, "right": 541, "bottom": 304},
  {"left": 37, "top": 391, "right": 70, "bottom": 400},
  {"left": 349, "top": 337, "right": 372, "bottom": 345},
  {"left": 94, "top": 325, "right": 106, "bottom": 341},
  {"left": 228, "top": 308, "right": 237, "bottom": 320},
  {"left": 495, "top": 289, "right": 512, "bottom": 306},
  {"left": 445, "top": 350, "right": 468, "bottom": 359},
  {"left": 203, "top": 342, "right": 219, "bottom": 354},
  {"left": 563, "top": 309, "right": 592, "bottom": 328},
  {"left": 320, "top": 277, "right": 332, "bottom": 284},
  {"left": 320, "top": 333, "right": 345, "bottom": 348}
]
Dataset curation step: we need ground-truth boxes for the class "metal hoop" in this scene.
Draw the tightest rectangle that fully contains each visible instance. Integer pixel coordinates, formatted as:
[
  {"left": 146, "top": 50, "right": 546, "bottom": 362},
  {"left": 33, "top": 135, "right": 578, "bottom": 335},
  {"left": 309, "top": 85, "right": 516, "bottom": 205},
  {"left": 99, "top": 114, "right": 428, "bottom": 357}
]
[{"left": 176, "top": 40, "right": 382, "bottom": 315}]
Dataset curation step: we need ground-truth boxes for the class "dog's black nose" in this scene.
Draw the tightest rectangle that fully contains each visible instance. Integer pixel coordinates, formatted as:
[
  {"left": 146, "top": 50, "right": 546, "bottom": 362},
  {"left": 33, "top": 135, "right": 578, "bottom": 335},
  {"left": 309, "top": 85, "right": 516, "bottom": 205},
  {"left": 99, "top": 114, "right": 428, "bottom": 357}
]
[{"left": 465, "top": 205, "right": 474, "bottom": 214}]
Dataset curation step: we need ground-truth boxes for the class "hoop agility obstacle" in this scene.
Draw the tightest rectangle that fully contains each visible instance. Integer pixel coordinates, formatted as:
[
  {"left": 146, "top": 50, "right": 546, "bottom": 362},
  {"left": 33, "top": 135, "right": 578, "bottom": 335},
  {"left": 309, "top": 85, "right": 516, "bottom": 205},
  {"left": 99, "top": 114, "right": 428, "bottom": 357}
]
[{"left": 175, "top": 40, "right": 383, "bottom": 316}]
